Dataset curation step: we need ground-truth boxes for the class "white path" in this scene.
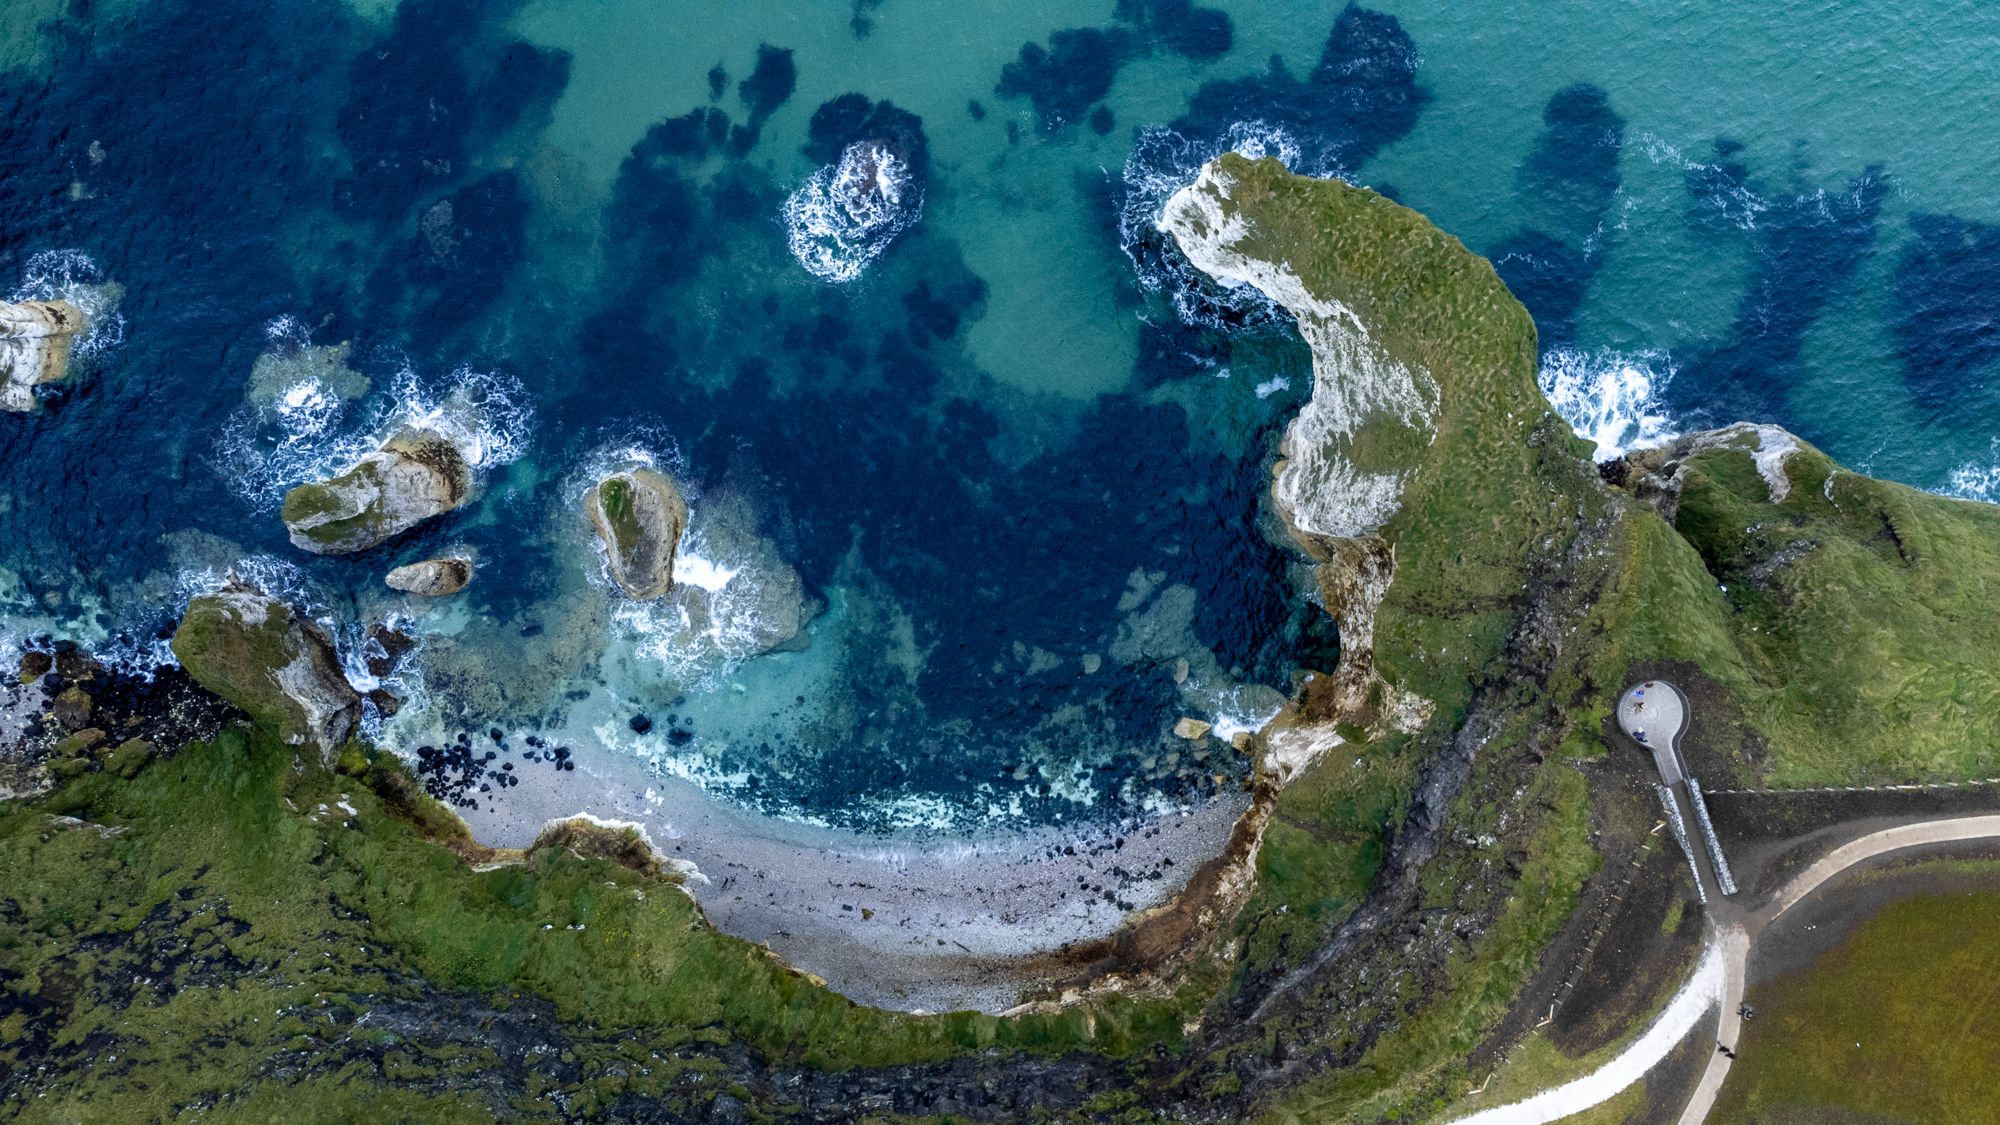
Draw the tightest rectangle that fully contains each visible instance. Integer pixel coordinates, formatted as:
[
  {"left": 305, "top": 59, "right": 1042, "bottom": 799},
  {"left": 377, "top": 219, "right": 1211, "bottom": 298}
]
[
  {"left": 1445, "top": 814, "right": 2000, "bottom": 1125},
  {"left": 1447, "top": 934, "right": 1733, "bottom": 1125}
]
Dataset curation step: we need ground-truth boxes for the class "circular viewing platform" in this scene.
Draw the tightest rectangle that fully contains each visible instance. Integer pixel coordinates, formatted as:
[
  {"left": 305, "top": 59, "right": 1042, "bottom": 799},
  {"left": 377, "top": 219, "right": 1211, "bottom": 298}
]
[{"left": 1618, "top": 680, "right": 1689, "bottom": 783}]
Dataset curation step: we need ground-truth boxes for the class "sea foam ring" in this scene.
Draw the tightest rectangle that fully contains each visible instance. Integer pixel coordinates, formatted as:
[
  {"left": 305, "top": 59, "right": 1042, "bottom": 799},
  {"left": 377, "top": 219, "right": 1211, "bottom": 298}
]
[{"left": 783, "top": 140, "right": 920, "bottom": 283}]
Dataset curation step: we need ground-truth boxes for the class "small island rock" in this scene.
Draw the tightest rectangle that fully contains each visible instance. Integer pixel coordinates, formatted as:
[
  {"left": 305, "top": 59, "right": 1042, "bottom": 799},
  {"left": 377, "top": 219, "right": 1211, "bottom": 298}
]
[
  {"left": 385, "top": 557, "right": 473, "bottom": 597},
  {"left": 281, "top": 427, "right": 470, "bottom": 554},
  {"left": 171, "top": 582, "right": 361, "bottom": 756},
  {"left": 1, "top": 299, "right": 85, "bottom": 412},
  {"left": 587, "top": 468, "right": 688, "bottom": 601}
]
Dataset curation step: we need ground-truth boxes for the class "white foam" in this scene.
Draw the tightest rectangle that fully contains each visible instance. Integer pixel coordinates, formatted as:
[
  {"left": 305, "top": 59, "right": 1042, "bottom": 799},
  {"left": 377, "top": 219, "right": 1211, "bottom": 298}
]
[
  {"left": 1538, "top": 346, "right": 1680, "bottom": 458},
  {"left": 9, "top": 249, "right": 125, "bottom": 363},
  {"left": 217, "top": 354, "right": 533, "bottom": 509},
  {"left": 673, "top": 551, "right": 740, "bottom": 593},
  {"left": 1942, "top": 441, "right": 2000, "bottom": 504},
  {"left": 783, "top": 140, "right": 921, "bottom": 283}
]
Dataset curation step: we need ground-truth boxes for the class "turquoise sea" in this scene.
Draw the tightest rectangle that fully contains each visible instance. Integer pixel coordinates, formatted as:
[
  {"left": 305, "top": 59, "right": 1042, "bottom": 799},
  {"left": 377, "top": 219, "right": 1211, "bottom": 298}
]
[{"left": 0, "top": 0, "right": 1995, "bottom": 835}]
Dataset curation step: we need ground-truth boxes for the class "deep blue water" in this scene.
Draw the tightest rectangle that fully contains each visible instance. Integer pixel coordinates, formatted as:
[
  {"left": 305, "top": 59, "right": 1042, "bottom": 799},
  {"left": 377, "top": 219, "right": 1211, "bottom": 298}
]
[{"left": 0, "top": 0, "right": 1994, "bottom": 833}]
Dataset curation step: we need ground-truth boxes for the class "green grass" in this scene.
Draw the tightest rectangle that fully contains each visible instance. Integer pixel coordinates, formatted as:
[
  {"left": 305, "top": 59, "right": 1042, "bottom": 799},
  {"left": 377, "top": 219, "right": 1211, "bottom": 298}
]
[
  {"left": 0, "top": 728, "right": 1224, "bottom": 1118},
  {"left": 1616, "top": 442, "right": 2000, "bottom": 785},
  {"left": 1258, "top": 760, "right": 1600, "bottom": 1123},
  {"left": 1714, "top": 888, "right": 2000, "bottom": 1123}
]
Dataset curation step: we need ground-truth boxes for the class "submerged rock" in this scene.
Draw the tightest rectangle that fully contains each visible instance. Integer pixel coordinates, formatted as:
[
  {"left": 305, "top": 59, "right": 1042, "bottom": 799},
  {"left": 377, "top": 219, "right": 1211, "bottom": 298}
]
[
  {"left": 281, "top": 427, "right": 471, "bottom": 554},
  {"left": 0, "top": 300, "right": 85, "bottom": 412},
  {"left": 171, "top": 582, "right": 360, "bottom": 756},
  {"left": 587, "top": 468, "right": 687, "bottom": 601},
  {"left": 386, "top": 557, "right": 474, "bottom": 597}
]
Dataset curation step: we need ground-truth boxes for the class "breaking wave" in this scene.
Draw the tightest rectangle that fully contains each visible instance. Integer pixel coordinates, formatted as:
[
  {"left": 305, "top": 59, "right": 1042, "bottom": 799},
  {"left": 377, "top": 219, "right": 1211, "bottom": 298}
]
[
  {"left": 783, "top": 140, "right": 921, "bottom": 283},
  {"left": 216, "top": 331, "right": 534, "bottom": 509},
  {"left": 9, "top": 249, "right": 126, "bottom": 363},
  {"left": 1941, "top": 441, "right": 2000, "bottom": 504},
  {"left": 1538, "top": 346, "right": 1680, "bottom": 458}
]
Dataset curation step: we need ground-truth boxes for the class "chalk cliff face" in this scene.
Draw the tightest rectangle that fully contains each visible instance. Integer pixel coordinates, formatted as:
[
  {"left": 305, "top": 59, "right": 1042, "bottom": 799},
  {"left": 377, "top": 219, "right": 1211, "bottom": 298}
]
[
  {"left": 170, "top": 582, "right": 361, "bottom": 757},
  {"left": 281, "top": 428, "right": 472, "bottom": 554},
  {"left": 1162, "top": 156, "right": 1447, "bottom": 770},
  {"left": 1163, "top": 161, "right": 1439, "bottom": 546},
  {"left": 0, "top": 300, "right": 86, "bottom": 412},
  {"left": 587, "top": 468, "right": 688, "bottom": 601}
]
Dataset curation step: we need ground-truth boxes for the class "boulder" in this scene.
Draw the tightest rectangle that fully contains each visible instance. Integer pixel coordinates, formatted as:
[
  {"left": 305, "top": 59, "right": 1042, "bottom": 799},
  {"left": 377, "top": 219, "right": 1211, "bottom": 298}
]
[
  {"left": 587, "top": 468, "right": 687, "bottom": 600},
  {"left": 281, "top": 427, "right": 470, "bottom": 554},
  {"left": 385, "top": 556, "right": 473, "bottom": 597},
  {"left": 171, "top": 582, "right": 361, "bottom": 756},
  {"left": 0, "top": 300, "right": 85, "bottom": 412}
]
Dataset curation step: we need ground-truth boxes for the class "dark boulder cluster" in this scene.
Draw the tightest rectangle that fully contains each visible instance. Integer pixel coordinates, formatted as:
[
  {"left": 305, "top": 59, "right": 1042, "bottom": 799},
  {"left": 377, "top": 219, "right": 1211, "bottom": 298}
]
[{"left": 413, "top": 730, "right": 576, "bottom": 811}]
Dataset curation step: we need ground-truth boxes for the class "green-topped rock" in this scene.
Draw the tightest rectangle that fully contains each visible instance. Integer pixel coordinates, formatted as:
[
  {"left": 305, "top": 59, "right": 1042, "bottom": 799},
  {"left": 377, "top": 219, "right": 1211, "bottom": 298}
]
[
  {"left": 281, "top": 427, "right": 470, "bottom": 554},
  {"left": 171, "top": 582, "right": 360, "bottom": 757},
  {"left": 586, "top": 468, "right": 687, "bottom": 600}
]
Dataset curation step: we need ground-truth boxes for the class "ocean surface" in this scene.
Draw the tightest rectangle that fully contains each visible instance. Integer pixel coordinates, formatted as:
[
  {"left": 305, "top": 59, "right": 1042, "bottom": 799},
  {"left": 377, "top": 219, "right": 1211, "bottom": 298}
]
[{"left": 1, "top": 0, "right": 1995, "bottom": 834}]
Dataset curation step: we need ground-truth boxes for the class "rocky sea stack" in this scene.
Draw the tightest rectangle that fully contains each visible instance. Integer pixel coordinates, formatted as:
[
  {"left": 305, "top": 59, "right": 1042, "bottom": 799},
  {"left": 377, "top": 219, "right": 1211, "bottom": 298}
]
[
  {"left": 385, "top": 556, "right": 474, "bottom": 597},
  {"left": 0, "top": 299, "right": 85, "bottom": 412},
  {"left": 587, "top": 468, "right": 687, "bottom": 600},
  {"left": 169, "top": 581, "right": 361, "bottom": 756},
  {"left": 281, "top": 427, "right": 471, "bottom": 554}
]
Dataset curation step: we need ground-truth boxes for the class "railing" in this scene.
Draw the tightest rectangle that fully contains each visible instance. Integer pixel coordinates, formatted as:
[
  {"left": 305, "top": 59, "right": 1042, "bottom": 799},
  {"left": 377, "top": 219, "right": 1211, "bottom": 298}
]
[
  {"left": 1683, "top": 778, "right": 1737, "bottom": 896},
  {"left": 1656, "top": 783, "right": 1707, "bottom": 905}
]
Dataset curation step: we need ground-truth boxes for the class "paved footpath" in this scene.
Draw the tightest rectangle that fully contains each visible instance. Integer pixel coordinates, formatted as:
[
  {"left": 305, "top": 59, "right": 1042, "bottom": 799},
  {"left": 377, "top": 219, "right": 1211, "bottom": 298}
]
[{"left": 1446, "top": 814, "right": 2000, "bottom": 1125}]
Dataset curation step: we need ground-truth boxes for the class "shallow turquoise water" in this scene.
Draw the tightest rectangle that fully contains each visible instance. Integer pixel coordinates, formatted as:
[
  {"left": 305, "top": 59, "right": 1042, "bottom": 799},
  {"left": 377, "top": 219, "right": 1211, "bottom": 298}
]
[{"left": 0, "top": 0, "right": 1994, "bottom": 834}]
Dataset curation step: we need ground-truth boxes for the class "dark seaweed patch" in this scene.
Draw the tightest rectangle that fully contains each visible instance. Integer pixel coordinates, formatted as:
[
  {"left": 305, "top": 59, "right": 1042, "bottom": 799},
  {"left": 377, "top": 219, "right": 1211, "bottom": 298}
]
[
  {"left": 1490, "top": 84, "right": 1624, "bottom": 345},
  {"left": 1116, "top": 0, "right": 1233, "bottom": 61},
  {"left": 334, "top": 0, "right": 566, "bottom": 224},
  {"left": 996, "top": 27, "right": 1135, "bottom": 135},
  {"left": 1892, "top": 213, "right": 2000, "bottom": 412},
  {"left": 377, "top": 169, "right": 531, "bottom": 349},
  {"left": 731, "top": 43, "right": 796, "bottom": 153},
  {"left": 1175, "top": 4, "right": 1428, "bottom": 172},
  {"left": 1671, "top": 153, "right": 1888, "bottom": 423}
]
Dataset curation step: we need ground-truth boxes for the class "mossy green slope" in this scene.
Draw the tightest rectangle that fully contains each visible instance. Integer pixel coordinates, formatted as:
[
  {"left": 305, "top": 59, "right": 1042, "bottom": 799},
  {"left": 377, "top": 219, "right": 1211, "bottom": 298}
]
[
  {"left": 1622, "top": 439, "right": 2000, "bottom": 784},
  {"left": 0, "top": 729, "right": 1229, "bottom": 1119}
]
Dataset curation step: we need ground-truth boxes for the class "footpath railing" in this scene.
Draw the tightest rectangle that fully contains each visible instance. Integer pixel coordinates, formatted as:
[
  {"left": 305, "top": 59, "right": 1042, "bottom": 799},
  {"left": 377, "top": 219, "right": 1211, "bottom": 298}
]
[
  {"left": 1682, "top": 778, "right": 1737, "bottom": 896},
  {"left": 1656, "top": 783, "right": 1706, "bottom": 905}
]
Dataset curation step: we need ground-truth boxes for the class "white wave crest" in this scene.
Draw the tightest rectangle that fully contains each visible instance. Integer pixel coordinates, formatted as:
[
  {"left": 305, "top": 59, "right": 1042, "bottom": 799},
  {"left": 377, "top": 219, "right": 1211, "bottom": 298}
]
[
  {"left": 783, "top": 141, "right": 921, "bottom": 283},
  {"left": 1538, "top": 346, "right": 1680, "bottom": 458},
  {"left": 1942, "top": 442, "right": 2000, "bottom": 504},
  {"left": 217, "top": 351, "right": 533, "bottom": 509},
  {"left": 9, "top": 249, "right": 125, "bottom": 363}
]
